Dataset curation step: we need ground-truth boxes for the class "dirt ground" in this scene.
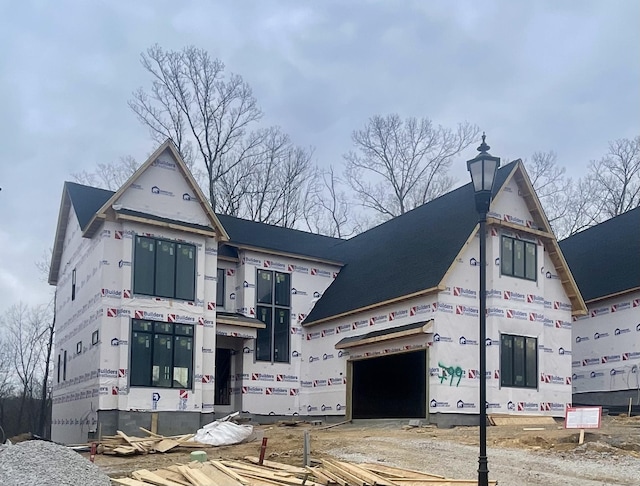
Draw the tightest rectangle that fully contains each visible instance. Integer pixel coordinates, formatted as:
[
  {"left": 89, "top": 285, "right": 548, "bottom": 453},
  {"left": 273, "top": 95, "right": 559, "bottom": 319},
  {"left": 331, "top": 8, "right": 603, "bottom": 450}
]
[{"left": 94, "top": 415, "right": 640, "bottom": 484}]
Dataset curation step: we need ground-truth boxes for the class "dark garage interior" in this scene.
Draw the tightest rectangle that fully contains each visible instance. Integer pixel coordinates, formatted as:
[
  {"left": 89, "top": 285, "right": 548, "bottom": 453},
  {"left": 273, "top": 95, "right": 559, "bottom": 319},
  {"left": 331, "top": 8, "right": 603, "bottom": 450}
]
[{"left": 352, "top": 350, "right": 426, "bottom": 419}]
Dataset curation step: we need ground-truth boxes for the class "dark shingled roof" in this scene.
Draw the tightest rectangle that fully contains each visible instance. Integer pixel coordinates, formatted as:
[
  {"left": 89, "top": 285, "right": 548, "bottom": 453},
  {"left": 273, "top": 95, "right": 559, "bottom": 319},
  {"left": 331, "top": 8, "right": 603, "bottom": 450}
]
[
  {"left": 304, "top": 160, "right": 518, "bottom": 324},
  {"left": 559, "top": 207, "right": 640, "bottom": 302},
  {"left": 65, "top": 182, "right": 113, "bottom": 230},
  {"left": 335, "top": 320, "right": 431, "bottom": 348},
  {"left": 215, "top": 213, "right": 345, "bottom": 261}
]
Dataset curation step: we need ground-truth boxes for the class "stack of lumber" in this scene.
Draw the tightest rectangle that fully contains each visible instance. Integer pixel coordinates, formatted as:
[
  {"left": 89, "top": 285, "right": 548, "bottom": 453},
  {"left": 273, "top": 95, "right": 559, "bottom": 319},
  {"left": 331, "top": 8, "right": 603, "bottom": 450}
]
[
  {"left": 100, "top": 429, "right": 209, "bottom": 455},
  {"left": 112, "top": 456, "right": 497, "bottom": 485}
]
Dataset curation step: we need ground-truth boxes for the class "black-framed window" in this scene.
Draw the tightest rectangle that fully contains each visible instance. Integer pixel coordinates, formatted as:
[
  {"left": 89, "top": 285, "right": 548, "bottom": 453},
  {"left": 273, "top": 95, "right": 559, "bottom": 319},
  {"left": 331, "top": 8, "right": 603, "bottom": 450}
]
[
  {"left": 91, "top": 329, "right": 99, "bottom": 346},
  {"left": 71, "top": 268, "right": 76, "bottom": 301},
  {"left": 133, "top": 236, "right": 196, "bottom": 301},
  {"left": 256, "top": 270, "right": 290, "bottom": 363},
  {"left": 501, "top": 334, "right": 537, "bottom": 389},
  {"left": 57, "top": 354, "right": 61, "bottom": 383},
  {"left": 501, "top": 236, "right": 536, "bottom": 281},
  {"left": 63, "top": 350, "right": 67, "bottom": 381},
  {"left": 76, "top": 341, "right": 82, "bottom": 355},
  {"left": 216, "top": 268, "right": 225, "bottom": 308},
  {"left": 130, "top": 319, "right": 194, "bottom": 389}
]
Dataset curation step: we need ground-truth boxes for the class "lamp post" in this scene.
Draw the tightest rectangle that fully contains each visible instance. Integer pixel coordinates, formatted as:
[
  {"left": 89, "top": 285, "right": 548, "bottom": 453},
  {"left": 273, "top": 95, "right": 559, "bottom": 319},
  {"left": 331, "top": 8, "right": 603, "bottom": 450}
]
[{"left": 466, "top": 133, "right": 500, "bottom": 486}]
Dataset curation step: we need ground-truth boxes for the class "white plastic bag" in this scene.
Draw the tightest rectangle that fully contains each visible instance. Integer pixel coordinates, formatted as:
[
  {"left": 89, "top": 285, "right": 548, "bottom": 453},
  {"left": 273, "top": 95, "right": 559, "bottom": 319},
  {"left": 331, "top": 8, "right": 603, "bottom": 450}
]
[{"left": 191, "top": 412, "right": 253, "bottom": 446}]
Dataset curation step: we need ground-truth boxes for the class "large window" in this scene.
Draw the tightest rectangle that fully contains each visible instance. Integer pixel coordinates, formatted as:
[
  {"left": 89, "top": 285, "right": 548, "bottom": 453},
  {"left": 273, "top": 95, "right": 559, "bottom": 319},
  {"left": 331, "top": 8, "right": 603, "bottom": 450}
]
[
  {"left": 255, "top": 269, "right": 291, "bottom": 363},
  {"left": 133, "top": 236, "right": 196, "bottom": 301},
  {"left": 130, "top": 319, "right": 194, "bottom": 389},
  {"left": 501, "top": 236, "right": 536, "bottom": 281},
  {"left": 216, "top": 268, "right": 225, "bottom": 308},
  {"left": 500, "top": 334, "right": 537, "bottom": 389}
]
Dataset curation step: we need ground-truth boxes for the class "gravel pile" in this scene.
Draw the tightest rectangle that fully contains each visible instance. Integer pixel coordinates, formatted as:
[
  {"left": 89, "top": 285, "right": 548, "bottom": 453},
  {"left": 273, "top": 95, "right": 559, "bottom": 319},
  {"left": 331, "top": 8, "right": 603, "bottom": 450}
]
[{"left": 0, "top": 440, "right": 111, "bottom": 486}]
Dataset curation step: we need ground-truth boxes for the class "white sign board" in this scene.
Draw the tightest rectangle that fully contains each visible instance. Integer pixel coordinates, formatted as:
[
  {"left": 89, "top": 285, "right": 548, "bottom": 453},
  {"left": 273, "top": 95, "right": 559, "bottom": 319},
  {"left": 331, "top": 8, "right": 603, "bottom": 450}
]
[{"left": 564, "top": 406, "right": 602, "bottom": 429}]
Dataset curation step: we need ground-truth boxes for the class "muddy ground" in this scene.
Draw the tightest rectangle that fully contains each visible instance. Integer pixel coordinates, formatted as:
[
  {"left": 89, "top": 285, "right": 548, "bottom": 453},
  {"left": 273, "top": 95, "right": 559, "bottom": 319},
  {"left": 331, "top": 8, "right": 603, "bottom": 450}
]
[{"left": 94, "top": 415, "right": 640, "bottom": 485}]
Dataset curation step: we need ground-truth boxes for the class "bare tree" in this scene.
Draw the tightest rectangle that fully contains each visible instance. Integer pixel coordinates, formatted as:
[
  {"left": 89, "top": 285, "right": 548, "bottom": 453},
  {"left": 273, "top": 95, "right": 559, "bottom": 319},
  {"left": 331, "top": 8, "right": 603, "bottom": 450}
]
[
  {"left": 344, "top": 114, "right": 479, "bottom": 220},
  {"left": 303, "top": 166, "right": 362, "bottom": 238},
  {"left": 590, "top": 136, "right": 640, "bottom": 218},
  {"left": 2, "top": 303, "right": 51, "bottom": 432},
  {"left": 72, "top": 155, "right": 139, "bottom": 190},
  {"left": 129, "top": 45, "right": 263, "bottom": 211}
]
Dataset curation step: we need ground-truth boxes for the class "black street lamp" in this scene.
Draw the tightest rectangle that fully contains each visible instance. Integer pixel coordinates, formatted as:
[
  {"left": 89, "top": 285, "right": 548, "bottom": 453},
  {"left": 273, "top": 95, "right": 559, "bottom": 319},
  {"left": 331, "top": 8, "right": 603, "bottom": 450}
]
[{"left": 466, "top": 133, "right": 500, "bottom": 486}]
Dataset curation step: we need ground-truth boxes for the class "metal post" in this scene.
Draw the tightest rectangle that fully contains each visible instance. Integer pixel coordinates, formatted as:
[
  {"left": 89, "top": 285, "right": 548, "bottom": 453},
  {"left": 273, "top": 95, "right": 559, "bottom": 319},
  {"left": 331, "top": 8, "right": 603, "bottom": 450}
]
[
  {"left": 303, "top": 430, "right": 310, "bottom": 467},
  {"left": 478, "top": 215, "right": 489, "bottom": 486}
]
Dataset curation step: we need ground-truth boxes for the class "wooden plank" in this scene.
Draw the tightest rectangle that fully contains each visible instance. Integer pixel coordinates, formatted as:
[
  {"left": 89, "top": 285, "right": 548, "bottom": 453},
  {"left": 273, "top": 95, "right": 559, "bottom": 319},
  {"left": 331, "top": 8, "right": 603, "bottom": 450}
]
[
  {"left": 305, "top": 466, "right": 336, "bottom": 485},
  {"left": 239, "top": 471, "right": 324, "bottom": 486},
  {"left": 132, "top": 469, "right": 186, "bottom": 486},
  {"left": 334, "top": 460, "right": 397, "bottom": 486},
  {"left": 317, "top": 469, "right": 348, "bottom": 486},
  {"left": 360, "top": 464, "right": 445, "bottom": 480},
  {"left": 151, "top": 412, "right": 159, "bottom": 434},
  {"left": 176, "top": 465, "right": 217, "bottom": 486},
  {"left": 488, "top": 415, "right": 556, "bottom": 426},
  {"left": 140, "top": 427, "right": 163, "bottom": 438},
  {"left": 390, "top": 481, "right": 497, "bottom": 485},
  {"left": 154, "top": 439, "right": 180, "bottom": 453},
  {"left": 209, "top": 461, "right": 251, "bottom": 485},
  {"left": 244, "top": 456, "right": 310, "bottom": 474},
  {"left": 321, "top": 460, "right": 367, "bottom": 486},
  {"left": 199, "top": 463, "right": 244, "bottom": 486},
  {"left": 152, "top": 470, "right": 192, "bottom": 486},
  {"left": 111, "top": 478, "right": 153, "bottom": 486}
]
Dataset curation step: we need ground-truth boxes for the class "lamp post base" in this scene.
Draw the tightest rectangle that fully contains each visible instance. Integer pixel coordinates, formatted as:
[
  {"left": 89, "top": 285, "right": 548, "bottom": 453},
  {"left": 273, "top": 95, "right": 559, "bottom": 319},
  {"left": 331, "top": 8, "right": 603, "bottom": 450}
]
[{"left": 478, "top": 455, "right": 489, "bottom": 486}]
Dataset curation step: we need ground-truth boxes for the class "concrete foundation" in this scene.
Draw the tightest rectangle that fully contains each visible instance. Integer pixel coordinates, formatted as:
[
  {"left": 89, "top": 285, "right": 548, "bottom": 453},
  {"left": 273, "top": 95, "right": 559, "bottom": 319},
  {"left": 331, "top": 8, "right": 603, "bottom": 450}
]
[{"left": 573, "top": 390, "right": 640, "bottom": 409}]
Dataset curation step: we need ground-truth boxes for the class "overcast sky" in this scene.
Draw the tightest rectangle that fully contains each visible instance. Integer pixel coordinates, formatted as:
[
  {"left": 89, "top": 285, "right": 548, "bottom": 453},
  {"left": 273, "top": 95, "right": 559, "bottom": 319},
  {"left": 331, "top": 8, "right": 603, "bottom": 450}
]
[{"left": 1, "top": 0, "right": 638, "bottom": 314}]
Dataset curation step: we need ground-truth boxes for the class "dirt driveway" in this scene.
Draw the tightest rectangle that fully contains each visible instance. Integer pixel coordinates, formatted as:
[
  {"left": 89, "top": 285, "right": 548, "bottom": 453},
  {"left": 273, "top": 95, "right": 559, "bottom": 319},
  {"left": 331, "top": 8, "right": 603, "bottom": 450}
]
[{"left": 96, "top": 415, "right": 640, "bottom": 485}]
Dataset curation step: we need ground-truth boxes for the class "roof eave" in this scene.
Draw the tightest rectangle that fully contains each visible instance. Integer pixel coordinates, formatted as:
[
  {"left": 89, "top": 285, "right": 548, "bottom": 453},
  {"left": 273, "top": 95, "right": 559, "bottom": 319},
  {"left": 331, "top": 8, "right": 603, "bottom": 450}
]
[{"left": 48, "top": 186, "right": 72, "bottom": 285}]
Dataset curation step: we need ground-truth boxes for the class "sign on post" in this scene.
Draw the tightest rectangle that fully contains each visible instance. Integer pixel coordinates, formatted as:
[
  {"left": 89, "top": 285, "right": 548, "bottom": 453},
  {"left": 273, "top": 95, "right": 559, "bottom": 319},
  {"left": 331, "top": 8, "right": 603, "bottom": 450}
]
[{"left": 564, "top": 406, "right": 602, "bottom": 444}]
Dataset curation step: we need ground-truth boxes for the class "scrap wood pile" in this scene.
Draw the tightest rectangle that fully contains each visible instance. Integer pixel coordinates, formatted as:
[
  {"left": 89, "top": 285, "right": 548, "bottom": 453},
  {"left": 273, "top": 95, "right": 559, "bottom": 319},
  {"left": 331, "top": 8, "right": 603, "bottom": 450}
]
[
  {"left": 99, "top": 429, "right": 210, "bottom": 455},
  {"left": 112, "top": 456, "right": 497, "bottom": 485}
]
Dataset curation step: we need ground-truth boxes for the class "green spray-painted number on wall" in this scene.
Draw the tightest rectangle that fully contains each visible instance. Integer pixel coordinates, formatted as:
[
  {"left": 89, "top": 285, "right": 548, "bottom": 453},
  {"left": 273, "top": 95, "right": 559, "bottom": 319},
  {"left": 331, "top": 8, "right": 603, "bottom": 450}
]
[{"left": 438, "top": 362, "right": 463, "bottom": 387}]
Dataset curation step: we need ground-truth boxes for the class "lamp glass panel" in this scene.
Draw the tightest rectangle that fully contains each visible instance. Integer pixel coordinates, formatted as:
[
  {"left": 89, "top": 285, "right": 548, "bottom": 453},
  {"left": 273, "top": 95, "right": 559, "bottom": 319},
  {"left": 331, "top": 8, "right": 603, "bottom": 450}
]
[
  {"left": 482, "top": 159, "right": 499, "bottom": 191},
  {"left": 468, "top": 158, "right": 485, "bottom": 192}
]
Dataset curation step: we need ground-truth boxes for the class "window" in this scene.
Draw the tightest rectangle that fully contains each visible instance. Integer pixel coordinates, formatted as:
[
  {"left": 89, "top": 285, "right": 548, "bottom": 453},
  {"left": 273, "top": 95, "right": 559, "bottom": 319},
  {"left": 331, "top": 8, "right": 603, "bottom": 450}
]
[
  {"left": 63, "top": 350, "right": 67, "bottom": 381},
  {"left": 501, "top": 334, "right": 537, "bottom": 388},
  {"left": 91, "top": 329, "right": 100, "bottom": 346},
  {"left": 76, "top": 341, "right": 82, "bottom": 355},
  {"left": 256, "top": 270, "right": 291, "bottom": 363},
  {"left": 130, "top": 319, "right": 194, "bottom": 389},
  {"left": 501, "top": 236, "right": 536, "bottom": 281},
  {"left": 133, "top": 236, "right": 196, "bottom": 301},
  {"left": 216, "top": 268, "right": 225, "bottom": 308},
  {"left": 71, "top": 268, "right": 76, "bottom": 301},
  {"left": 57, "top": 354, "right": 61, "bottom": 383}
]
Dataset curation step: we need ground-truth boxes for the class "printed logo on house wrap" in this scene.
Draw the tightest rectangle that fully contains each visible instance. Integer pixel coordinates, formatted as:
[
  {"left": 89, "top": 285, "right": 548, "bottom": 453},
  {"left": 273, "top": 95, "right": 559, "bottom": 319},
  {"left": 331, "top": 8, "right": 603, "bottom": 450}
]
[
  {"left": 101, "top": 288, "right": 122, "bottom": 299},
  {"left": 251, "top": 373, "right": 274, "bottom": 381},
  {"left": 459, "top": 336, "right": 478, "bottom": 345},
  {"left": 456, "top": 400, "right": 476, "bottom": 409},
  {"left": 205, "top": 246, "right": 217, "bottom": 255},
  {"left": 263, "top": 260, "right": 286, "bottom": 270},
  {"left": 291, "top": 288, "right": 308, "bottom": 296},
  {"left": 486, "top": 337, "right": 500, "bottom": 346},
  {"left": 134, "top": 310, "right": 164, "bottom": 320},
  {"left": 432, "top": 333, "right": 453, "bottom": 343},
  {"left": 410, "top": 304, "right": 431, "bottom": 316},
  {"left": 601, "top": 355, "right": 621, "bottom": 364},
  {"left": 242, "top": 386, "right": 263, "bottom": 394},
  {"left": 313, "top": 380, "right": 327, "bottom": 387},
  {"left": 527, "top": 294, "right": 545, "bottom": 305},
  {"left": 150, "top": 186, "right": 174, "bottom": 197},
  {"left": 437, "top": 302, "right": 454, "bottom": 313},
  {"left": 453, "top": 287, "right": 477, "bottom": 298},
  {"left": 265, "top": 387, "right": 288, "bottom": 396},
  {"left": 614, "top": 328, "right": 631, "bottom": 336},
  {"left": 306, "top": 331, "right": 321, "bottom": 341},
  {"left": 611, "top": 302, "right": 631, "bottom": 312},
  {"left": 555, "top": 320, "right": 571, "bottom": 330},
  {"left": 106, "top": 308, "right": 131, "bottom": 318},
  {"left": 242, "top": 256, "right": 262, "bottom": 266},
  {"left": 589, "top": 371, "right": 605, "bottom": 379},
  {"left": 622, "top": 352, "right": 640, "bottom": 361},
  {"left": 503, "top": 291, "right": 525, "bottom": 302},
  {"left": 486, "top": 289, "right": 502, "bottom": 299},
  {"left": 582, "top": 358, "right": 600, "bottom": 366},
  {"left": 168, "top": 314, "right": 195, "bottom": 324},
  {"left": 544, "top": 300, "right": 552, "bottom": 309},
  {"left": 288, "top": 264, "right": 310, "bottom": 274},
  {"left": 487, "top": 307, "right": 505, "bottom": 317},
  {"left": 540, "top": 402, "right": 565, "bottom": 412},
  {"left": 590, "top": 306, "right": 610, "bottom": 317},
  {"left": 311, "top": 268, "right": 331, "bottom": 277},
  {"left": 328, "top": 377, "right": 345, "bottom": 385},
  {"left": 575, "top": 335, "right": 590, "bottom": 343},
  {"left": 529, "top": 312, "right": 544, "bottom": 323},
  {"left": 540, "top": 374, "right": 565, "bottom": 385},
  {"left": 572, "top": 372, "right": 586, "bottom": 381},
  {"left": 336, "top": 324, "right": 350, "bottom": 333},
  {"left": 538, "top": 344, "right": 553, "bottom": 353},
  {"left": 300, "top": 380, "right": 313, "bottom": 388},
  {"left": 369, "top": 314, "right": 387, "bottom": 325},
  {"left": 321, "top": 328, "right": 335, "bottom": 338},
  {"left": 308, "top": 355, "right": 320, "bottom": 363},
  {"left": 506, "top": 309, "right": 528, "bottom": 320},
  {"left": 542, "top": 317, "right": 554, "bottom": 328},
  {"left": 610, "top": 368, "right": 626, "bottom": 376},
  {"left": 352, "top": 319, "right": 368, "bottom": 330},
  {"left": 455, "top": 305, "right": 478, "bottom": 317},
  {"left": 594, "top": 331, "right": 610, "bottom": 340},
  {"left": 389, "top": 310, "right": 408, "bottom": 320},
  {"left": 517, "top": 402, "right": 538, "bottom": 412},
  {"left": 558, "top": 347, "right": 570, "bottom": 355},
  {"left": 430, "top": 399, "right": 450, "bottom": 408},
  {"left": 276, "top": 374, "right": 298, "bottom": 382},
  {"left": 152, "top": 158, "right": 177, "bottom": 170},
  {"left": 554, "top": 301, "right": 572, "bottom": 311}
]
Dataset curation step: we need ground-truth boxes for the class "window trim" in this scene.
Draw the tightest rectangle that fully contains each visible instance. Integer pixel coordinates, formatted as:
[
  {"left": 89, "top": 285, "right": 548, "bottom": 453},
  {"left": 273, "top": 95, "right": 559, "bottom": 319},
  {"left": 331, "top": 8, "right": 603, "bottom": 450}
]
[
  {"left": 91, "top": 329, "right": 100, "bottom": 346},
  {"left": 76, "top": 341, "right": 82, "bottom": 355},
  {"left": 216, "top": 268, "right": 225, "bottom": 309},
  {"left": 132, "top": 236, "right": 197, "bottom": 302},
  {"left": 255, "top": 269, "right": 291, "bottom": 363},
  {"left": 129, "top": 318, "right": 194, "bottom": 389},
  {"left": 500, "top": 333, "right": 538, "bottom": 389},
  {"left": 500, "top": 235, "right": 537, "bottom": 282}
]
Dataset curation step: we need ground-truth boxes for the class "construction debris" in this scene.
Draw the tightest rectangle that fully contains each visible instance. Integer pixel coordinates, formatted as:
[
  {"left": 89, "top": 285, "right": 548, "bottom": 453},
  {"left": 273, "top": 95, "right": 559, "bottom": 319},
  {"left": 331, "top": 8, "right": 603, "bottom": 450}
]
[
  {"left": 98, "top": 429, "right": 209, "bottom": 456},
  {"left": 112, "top": 456, "right": 497, "bottom": 485}
]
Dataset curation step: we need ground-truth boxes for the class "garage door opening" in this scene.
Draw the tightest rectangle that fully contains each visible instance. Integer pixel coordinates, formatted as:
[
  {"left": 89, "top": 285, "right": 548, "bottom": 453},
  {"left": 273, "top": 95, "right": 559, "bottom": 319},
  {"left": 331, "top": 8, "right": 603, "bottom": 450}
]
[{"left": 351, "top": 350, "right": 426, "bottom": 419}]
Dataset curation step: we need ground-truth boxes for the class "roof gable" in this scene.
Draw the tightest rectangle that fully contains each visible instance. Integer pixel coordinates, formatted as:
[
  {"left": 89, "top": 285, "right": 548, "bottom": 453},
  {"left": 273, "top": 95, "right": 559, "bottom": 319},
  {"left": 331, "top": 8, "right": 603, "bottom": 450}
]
[
  {"left": 84, "top": 140, "right": 228, "bottom": 240},
  {"left": 560, "top": 207, "right": 640, "bottom": 302}
]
